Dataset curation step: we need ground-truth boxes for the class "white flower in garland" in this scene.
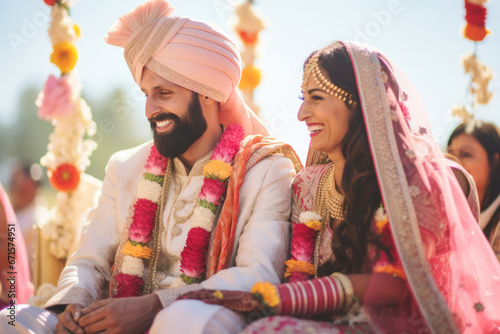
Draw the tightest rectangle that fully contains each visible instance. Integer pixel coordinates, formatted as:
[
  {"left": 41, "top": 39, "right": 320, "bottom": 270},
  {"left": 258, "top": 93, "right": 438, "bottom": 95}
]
[
  {"left": 299, "top": 211, "right": 322, "bottom": 224},
  {"left": 191, "top": 207, "right": 216, "bottom": 231},
  {"left": 122, "top": 255, "right": 145, "bottom": 277}
]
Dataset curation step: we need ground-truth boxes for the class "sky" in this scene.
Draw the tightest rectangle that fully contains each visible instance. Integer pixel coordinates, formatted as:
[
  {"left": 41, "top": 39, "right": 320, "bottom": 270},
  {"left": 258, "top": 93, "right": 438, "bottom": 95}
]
[{"left": 0, "top": 0, "right": 499, "bottom": 166}]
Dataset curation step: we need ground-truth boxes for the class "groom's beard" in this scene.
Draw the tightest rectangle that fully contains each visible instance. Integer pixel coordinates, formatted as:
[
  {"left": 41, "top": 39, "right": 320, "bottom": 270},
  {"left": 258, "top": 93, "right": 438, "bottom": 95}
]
[{"left": 149, "top": 92, "right": 208, "bottom": 159}]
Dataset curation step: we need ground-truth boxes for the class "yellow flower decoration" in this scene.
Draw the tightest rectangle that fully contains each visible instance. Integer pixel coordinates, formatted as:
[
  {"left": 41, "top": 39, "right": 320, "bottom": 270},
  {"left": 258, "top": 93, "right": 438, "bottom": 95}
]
[
  {"left": 203, "top": 160, "right": 233, "bottom": 181},
  {"left": 50, "top": 42, "right": 78, "bottom": 74},
  {"left": 305, "top": 220, "right": 322, "bottom": 231},
  {"left": 74, "top": 24, "right": 81, "bottom": 38},
  {"left": 284, "top": 259, "right": 315, "bottom": 278},
  {"left": 239, "top": 65, "right": 262, "bottom": 90},
  {"left": 122, "top": 240, "right": 153, "bottom": 260},
  {"left": 251, "top": 282, "right": 279, "bottom": 308},
  {"left": 373, "top": 264, "right": 406, "bottom": 280},
  {"left": 375, "top": 218, "right": 389, "bottom": 234}
]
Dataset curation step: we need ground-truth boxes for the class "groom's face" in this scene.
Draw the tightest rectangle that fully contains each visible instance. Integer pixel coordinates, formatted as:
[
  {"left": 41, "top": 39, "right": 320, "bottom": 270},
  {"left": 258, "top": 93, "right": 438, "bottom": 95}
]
[{"left": 140, "top": 68, "right": 207, "bottom": 159}]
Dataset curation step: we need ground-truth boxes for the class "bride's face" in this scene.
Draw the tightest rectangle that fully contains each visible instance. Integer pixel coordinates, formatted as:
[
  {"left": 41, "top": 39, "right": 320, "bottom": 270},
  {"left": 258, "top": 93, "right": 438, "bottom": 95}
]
[{"left": 298, "top": 67, "right": 351, "bottom": 161}]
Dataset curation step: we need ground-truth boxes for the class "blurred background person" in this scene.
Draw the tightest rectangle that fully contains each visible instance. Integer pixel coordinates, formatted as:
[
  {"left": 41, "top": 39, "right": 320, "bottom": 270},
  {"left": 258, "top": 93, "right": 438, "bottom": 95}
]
[
  {"left": 8, "top": 162, "right": 49, "bottom": 277},
  {"left": 448, "top": 120, "right": 500, "bottom": 261}
]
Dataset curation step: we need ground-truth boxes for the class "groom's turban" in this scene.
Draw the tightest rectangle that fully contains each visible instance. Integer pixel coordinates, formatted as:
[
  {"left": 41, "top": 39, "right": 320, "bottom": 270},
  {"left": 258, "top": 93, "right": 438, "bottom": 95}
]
[{"left": 105, "top": 0, "right": 267, "bottom": 135}]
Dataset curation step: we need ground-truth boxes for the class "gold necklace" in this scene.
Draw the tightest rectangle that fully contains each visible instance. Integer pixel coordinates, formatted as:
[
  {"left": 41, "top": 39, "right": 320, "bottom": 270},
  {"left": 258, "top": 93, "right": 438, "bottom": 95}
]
[
  {"left": 315, "top": 164, "right": 344, "bottom": 221},
  {"left": 169, "top": 175, "right": 197, "bottom": 239}
]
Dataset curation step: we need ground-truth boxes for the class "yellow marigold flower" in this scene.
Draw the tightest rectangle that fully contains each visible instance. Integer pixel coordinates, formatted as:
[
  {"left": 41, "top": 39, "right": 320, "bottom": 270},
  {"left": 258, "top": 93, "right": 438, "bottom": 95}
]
[
  {"left": 305, "top": 220, "right": 322, "bottom": 231},
  {"left": 50, "top": 42, "right": 78, "bottom": 74},
  {"left": 284, "top": 259, "right": 315, "bottom": 276},
  {"left": 74, "top": 24, "right": 81, "bottom": 38},
  {"left": 373, "top": 264, "right": 406, "bottom": 280},
  {"left": 213, "top": 290, "right": 223, "bottom": 299},
  {"left": 122, "top": 240, "right": 153, "bottom": 259},
  {"left": 251, "top": 282, "right": 279, "bottom": 308},
  {"left": 239, "top": 65, "right": 262, "bottom": 90},
  {"left": 203, "top": 160, "right": 233, "bottom": 181},
  {"left": 375, "top": 218, "right": 389, "bottom": 234}
]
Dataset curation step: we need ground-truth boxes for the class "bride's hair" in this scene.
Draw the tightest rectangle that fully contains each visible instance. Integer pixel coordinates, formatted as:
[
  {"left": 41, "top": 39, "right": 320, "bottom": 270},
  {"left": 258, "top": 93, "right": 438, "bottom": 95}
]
[{"left": 314, "top": 43, "right": 391, "bottom": 276}]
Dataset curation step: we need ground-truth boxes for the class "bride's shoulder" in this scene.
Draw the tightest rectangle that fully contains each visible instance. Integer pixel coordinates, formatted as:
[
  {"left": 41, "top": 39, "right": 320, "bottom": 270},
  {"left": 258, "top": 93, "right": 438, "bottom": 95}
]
[
  {"left": 293, "top": 163, "right": 330, "bottom": 186},
  {"left": 292, "top": 163, "right": 331, "bottom": 211}
]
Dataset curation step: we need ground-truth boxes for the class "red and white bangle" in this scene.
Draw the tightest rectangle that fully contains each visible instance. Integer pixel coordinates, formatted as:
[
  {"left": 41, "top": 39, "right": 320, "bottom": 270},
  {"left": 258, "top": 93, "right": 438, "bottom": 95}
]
[
  {"left": 330, "top": 272, "right": 355, "bottom": 312},
  {"left": 275, "top": 276, "right": 344, "bottom": 316}
]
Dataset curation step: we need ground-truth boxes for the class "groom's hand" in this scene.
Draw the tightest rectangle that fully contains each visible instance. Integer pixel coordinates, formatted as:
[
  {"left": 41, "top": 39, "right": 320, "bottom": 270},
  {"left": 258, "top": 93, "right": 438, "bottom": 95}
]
[
  {"left": 78, "top": 294, "right": 162, "bottom": 334},
  {"left": 56, "top": 304, "right": 84, "bottom": 334}
]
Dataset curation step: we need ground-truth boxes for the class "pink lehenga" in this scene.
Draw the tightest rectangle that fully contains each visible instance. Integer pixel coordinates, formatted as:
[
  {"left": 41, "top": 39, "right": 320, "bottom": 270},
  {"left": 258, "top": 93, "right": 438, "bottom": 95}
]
[{"left": 243, "top": 42, "right": 500, "bottom": 333}]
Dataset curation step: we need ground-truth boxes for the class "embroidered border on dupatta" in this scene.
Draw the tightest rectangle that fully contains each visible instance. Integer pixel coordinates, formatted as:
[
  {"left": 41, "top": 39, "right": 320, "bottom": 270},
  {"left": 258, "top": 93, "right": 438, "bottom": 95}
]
[{"left": 344, "top": 42, "right": 458, "bottom": 333}]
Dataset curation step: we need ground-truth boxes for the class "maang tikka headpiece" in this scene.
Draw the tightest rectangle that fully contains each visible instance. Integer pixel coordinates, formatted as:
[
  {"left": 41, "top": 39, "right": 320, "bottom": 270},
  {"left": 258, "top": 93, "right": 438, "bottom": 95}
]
[{"left": 301, "top": 53, "right": 356, "bottom": 106}]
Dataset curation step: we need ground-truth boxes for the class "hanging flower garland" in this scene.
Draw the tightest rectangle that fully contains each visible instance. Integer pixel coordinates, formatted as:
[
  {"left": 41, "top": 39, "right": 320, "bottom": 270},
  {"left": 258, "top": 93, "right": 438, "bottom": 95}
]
[
  {"left": 114, "top": 125, "right": 244, "bottom": 297},
  {"left": 463, "top": 0, "right": 489, "bottom": 42},
  {"left": 285, "top": 211, "right": 323, "bottom": 283},
  {"left": 451, "top": 0, "right": 494, "bottom": 122},
  {"left": 234, "top": 0, "right": 265, "bottom": 114},
  {"left": 37, "top": 0, "right": 97, "bottom": 260}
]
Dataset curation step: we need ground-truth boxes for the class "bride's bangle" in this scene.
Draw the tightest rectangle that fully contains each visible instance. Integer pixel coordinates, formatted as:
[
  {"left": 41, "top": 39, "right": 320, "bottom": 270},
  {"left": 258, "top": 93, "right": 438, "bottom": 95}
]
[{"left": 331, "top": 272, "right": 355, "bottom": 312}]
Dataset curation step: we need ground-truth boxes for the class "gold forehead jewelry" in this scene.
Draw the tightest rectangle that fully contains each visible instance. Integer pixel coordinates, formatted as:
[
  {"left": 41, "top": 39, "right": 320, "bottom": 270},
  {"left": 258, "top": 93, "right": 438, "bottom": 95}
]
[{"left": 301, "top": 54, "right": 356, "bottom": 106}]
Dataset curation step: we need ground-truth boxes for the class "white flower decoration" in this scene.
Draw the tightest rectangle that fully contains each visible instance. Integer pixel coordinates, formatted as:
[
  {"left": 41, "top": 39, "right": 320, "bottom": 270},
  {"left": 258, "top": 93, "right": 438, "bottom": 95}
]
[
  {"left": 191, "top": 207, "right": 216, "bottom": 232},
  {"left": 137, "top": 179, "right": 163, "bottom": 203},
  {"left": 122, "top": 255, "right": 145, "bottom": 277},
  {"left": 170, "top": 277, "right": 187, "bottom": 288},
  {"left": 299, "top": 211, "right": 322, "bottom": 224}
]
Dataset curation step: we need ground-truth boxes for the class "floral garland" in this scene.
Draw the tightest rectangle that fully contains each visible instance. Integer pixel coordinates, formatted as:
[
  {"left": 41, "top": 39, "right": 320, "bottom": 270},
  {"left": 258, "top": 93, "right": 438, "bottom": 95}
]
[
  {"left": 37, "top": 0, "right": 97, "bottom": 260},
  {"left": 114, "top": 124, "right": 244, "bottom": 297},
  {"left": 285, "top": 211, "right": 323, "bottom": 282},
  {"left": 286, "top": 206, "right": 405, "bottom": 283}
]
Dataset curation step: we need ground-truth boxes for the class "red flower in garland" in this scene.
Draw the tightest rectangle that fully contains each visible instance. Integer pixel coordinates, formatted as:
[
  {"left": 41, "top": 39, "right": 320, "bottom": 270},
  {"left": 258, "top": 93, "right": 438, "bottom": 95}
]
[
  {"left": 49, "top": 163, "right": 80, "bottom": 192},
  {"left": 180, "top": 227, "right": 211, "bottom": 281},
  {"left": 199, "top": 178, "right": 226, "bottom": 205},
  {"left": 211, "top": 124, "right": 245, "bottom": 162},
  {"left": 145, "top": 145, "right": 168, "bottom": 175},
  {"left": 290, "top": 223, "right": 317, "bottom": 262},
  {"left": 44, "top": 0, "right": 58, "bottom": 6},
  {"left": 114, "top": 273, "right": 143, "bottom": 298},
  {"left": 129, "top": 199, "right": 157, "bottom": 243},
  {"left": 288, "top": 271, "right": 310, "bottom": 283}
]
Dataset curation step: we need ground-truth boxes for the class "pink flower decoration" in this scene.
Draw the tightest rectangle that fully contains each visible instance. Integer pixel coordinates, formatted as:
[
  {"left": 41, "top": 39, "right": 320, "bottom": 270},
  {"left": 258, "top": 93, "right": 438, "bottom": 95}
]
[
  {"left": 115, "top": 273, "right": 143, "bottom": 298},
  {"left": 36, "top": 75, "right": 75, "bottom": 121},
  {"left": 145, "top": 145, "right": 169, "bottom": 175},
  {"left": 180, "top": 227, "right": 211, "bottom": 278},
  {"left": 199, "top": 178, "right": 226, "bottom": 205},
  {"left": 129, "top": 199, "right": 157, "bottom": 243},
  {"left": 211, "top": 124, "right": 244, "bottom": 162},
  {"left": 288, "top": 271, "right": 310, "bottom": 283},
  {"left": 290, "top": 223, "right": 317, "bottom": 262}
]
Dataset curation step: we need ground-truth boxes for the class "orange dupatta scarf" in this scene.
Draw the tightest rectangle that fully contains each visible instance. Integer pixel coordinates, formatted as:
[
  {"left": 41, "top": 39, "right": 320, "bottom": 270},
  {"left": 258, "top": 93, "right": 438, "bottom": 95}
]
[{"left": 207, "top": 135, "right": 302, "bottom": 277}]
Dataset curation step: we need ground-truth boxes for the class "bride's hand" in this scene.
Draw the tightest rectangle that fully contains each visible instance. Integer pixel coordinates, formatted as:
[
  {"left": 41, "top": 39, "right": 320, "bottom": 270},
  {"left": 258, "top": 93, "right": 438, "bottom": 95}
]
[{"left": 178, "top": 289, "right": 263, "bottom": 313}]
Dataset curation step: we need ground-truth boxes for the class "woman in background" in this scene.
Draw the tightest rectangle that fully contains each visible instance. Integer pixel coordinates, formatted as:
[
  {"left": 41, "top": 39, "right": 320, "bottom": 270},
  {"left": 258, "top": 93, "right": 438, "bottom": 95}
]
[{"left": 448, "top": 121, "right": 500, "bottom": 261}]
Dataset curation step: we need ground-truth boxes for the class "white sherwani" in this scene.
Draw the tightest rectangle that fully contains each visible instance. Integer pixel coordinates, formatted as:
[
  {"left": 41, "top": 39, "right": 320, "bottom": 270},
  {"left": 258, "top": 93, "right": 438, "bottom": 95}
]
[{"left": 3, "top": 140, "right": 295, "bottom": 333}]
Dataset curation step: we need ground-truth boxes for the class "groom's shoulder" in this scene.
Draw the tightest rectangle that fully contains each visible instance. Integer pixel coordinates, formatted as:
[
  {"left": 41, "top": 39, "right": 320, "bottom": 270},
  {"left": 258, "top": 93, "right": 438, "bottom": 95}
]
[{"left": 106, "top": 140, "right": 153, "bottom": 171}]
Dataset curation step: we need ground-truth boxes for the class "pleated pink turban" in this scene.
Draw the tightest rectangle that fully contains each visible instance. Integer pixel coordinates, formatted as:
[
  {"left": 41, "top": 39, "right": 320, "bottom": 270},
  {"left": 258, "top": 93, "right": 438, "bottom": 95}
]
[{"left": 105, "top": 0, "right": 268, "bottom": 136}]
